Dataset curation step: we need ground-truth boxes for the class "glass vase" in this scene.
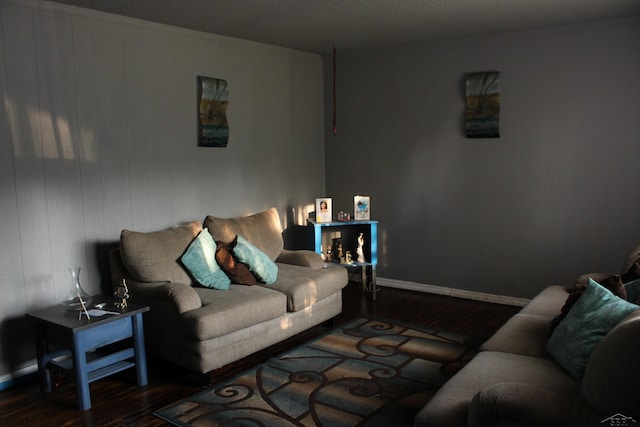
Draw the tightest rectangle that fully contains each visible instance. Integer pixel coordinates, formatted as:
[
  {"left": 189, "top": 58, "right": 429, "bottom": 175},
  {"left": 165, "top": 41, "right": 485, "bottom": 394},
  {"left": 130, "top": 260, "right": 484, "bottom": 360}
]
[{"left": 61, "top": 267, "right": 93, "bottom": 310}]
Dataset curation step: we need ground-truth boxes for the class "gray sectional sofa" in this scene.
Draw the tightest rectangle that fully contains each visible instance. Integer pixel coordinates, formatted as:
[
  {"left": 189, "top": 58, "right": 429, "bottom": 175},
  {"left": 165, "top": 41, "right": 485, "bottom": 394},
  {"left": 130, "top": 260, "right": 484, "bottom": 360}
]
[
  {"left": 415, "top": 245, "right": 640, "bottom": 427},
  {"left": 109, "top": 208, "right": 347, "bottom": 375}
]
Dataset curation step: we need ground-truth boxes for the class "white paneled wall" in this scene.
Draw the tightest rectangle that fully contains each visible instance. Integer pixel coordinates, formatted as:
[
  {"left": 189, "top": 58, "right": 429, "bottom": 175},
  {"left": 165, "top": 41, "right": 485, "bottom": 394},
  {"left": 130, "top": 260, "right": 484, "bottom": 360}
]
[{"left": 0, "top": 0, "right": 325, "bottom": 381}]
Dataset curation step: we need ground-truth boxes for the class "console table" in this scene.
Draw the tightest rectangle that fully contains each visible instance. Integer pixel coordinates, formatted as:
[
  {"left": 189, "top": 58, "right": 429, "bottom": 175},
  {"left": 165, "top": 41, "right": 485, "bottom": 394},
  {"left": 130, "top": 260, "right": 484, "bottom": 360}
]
[
  {"left": 307, "top": 219, "right": 378, "bottom": 300},
  {"left": 26, "top": 298, "right": 149, "bottom": 410}
]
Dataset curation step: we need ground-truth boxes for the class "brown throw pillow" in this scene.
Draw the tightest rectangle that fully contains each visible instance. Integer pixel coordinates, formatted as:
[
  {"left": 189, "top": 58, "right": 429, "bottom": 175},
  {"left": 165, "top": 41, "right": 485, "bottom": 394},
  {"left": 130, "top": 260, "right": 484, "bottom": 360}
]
[{"left": 215, "top": 238, "right": 258, "bottom": 286}]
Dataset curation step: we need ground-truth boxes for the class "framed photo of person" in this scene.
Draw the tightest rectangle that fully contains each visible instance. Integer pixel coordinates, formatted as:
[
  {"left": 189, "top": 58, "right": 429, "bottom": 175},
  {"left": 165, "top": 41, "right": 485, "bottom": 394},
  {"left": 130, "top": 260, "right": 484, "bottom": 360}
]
[
  {"left": 354, "top": 195, "right": 370, "bottom": 220},
  {"left": 316, "top": 198, "right": 332, "bottom": 222}
]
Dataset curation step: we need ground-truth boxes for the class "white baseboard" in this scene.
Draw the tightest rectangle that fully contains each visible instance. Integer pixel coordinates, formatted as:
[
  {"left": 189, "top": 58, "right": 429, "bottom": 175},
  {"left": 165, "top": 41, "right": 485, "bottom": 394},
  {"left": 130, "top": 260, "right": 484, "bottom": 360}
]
[
  {"left": 377, "top": 277, "right": 530, "bottom": 307},
  {"left": 0, "top": 362, "right": 38, "bottom": 391}
]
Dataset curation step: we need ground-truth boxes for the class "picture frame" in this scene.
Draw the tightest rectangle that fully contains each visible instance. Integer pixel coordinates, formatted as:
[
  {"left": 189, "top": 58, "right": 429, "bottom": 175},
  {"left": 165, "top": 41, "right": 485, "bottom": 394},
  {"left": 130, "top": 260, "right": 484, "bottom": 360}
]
[
  {"left": 198, "top": 76, "right": 230, "bottom": 147},
  {"left": 316, "top": 198, "right": 332, "bottom": 223},
  {"left": 354, "top": 195, "right": 370, "bottom": 220},
  {"left": 465, "top": 71, "right": 500, "bottom": 138}
]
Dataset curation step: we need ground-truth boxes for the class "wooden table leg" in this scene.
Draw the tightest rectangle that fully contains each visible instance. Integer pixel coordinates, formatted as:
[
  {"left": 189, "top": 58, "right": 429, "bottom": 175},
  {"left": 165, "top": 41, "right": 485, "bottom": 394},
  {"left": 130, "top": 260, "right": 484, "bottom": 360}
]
[
  {"left": 132, "top": 313, "right": 148, "bottom": 386},
  {"left": 71, "top": 334, "right": 91, "bottom": 410}
]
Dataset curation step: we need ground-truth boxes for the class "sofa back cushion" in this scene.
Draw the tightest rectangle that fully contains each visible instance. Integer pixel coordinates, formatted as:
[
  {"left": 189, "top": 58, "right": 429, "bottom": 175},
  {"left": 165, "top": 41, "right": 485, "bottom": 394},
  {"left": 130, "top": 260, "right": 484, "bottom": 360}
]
[
  {"left": 204, "top": 208, "right": 283, "bottom": 261},
  {"left": 582, "top": 311, "right": 640, "bottom": 418},
  {"left": 120, "top": 221, "right": 202, "bottom": 284}
]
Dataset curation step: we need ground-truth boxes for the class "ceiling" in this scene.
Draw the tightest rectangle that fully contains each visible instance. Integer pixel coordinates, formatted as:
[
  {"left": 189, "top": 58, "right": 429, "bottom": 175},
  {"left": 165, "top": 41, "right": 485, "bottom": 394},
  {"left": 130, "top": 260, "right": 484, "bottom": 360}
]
[{"left": 48, "top": 0, "right": 640, "bottom": 54}]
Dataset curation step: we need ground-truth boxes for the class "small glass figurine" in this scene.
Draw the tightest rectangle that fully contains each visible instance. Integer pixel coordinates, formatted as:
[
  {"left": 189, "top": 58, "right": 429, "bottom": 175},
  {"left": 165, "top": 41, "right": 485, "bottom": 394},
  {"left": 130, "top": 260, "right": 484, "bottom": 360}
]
[
  {"left": 114, "top": 279, "right": 130, "bottom": 309},
  {"left": 357, "top": 233, "right": 366, "bottom": 263}
]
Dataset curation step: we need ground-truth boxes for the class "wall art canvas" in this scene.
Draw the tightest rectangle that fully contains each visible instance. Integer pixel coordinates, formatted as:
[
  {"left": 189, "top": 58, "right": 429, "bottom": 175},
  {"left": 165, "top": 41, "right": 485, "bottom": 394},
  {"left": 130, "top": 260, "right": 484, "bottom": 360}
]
[
  {"left": 354, "top": 195, "right": 370, "bottom": 220},
  {"left": 316, "top": 198, "right": 332, "bottom": 223},
  {"left": 198, "top": 76, "right": 229, "bottom": 147},
  {"left": 465, "top": 72, "right": 500, "bottom": 138}
]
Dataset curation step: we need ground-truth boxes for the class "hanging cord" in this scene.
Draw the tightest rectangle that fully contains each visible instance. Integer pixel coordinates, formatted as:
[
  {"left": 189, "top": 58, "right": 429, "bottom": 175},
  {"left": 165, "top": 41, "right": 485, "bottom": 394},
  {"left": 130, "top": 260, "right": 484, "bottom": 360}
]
[{"left": 332, "top": 45, "right": 337, "bottom": 134}]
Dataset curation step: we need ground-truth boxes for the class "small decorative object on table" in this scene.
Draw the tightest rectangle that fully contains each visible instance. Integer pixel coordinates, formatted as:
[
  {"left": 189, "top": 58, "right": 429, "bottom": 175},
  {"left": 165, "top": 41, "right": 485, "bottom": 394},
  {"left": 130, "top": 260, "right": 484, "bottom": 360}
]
[
  {"left": 354, "top": 195, "right": 370, "bottom": 220},
  {"left": 114, "top": 279, "right": 130, "bottom": 309},
  {"left": 357, "top": 232, "right": 366, "bottom": 263},
  {"left": 337, "top": 211, "right": 350, "bottom": 221}
]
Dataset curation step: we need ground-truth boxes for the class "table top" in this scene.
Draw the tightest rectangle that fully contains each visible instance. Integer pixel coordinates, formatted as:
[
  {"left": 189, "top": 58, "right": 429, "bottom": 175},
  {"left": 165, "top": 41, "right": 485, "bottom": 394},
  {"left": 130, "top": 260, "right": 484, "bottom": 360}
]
[
  {"left": 26, "top": 296, "right": 149, "bottom": 333},
  {"left": 307, "top": 219, "right": 377, "bottom": 226}
]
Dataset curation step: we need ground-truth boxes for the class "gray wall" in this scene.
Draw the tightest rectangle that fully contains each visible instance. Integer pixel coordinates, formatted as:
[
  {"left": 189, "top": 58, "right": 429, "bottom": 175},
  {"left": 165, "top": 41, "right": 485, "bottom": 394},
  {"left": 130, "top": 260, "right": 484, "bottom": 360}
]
[
  {"left": 0, "top": 0, "right": 324, "bottom": 381},
  {"left": 324, "top": 15, "right": 640, "bottom": 299}
]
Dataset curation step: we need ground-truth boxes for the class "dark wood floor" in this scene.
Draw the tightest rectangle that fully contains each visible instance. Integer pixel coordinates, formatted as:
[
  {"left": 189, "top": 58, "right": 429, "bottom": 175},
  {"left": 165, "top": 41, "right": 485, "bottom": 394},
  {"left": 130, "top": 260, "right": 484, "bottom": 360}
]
[{"left": 0, "top": 283, "right": 521, "bottom": 427}]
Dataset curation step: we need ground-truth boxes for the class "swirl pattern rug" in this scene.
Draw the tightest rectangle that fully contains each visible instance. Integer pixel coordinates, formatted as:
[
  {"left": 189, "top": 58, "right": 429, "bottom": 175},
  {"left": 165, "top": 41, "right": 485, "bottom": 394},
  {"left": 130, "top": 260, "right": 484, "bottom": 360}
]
[{"left": 155, "top": 316, "right": 481, "bottom": 426}]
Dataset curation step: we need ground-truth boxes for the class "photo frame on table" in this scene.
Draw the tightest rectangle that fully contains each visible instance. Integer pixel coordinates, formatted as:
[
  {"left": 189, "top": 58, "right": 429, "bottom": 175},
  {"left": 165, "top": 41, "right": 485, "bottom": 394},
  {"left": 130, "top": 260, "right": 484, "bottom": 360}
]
[
  {"left": 354, "top": 195, "right": 370, "bottom": 220},
  {"left": 316, "top": 198, "right": 332, "bottom": 222}
]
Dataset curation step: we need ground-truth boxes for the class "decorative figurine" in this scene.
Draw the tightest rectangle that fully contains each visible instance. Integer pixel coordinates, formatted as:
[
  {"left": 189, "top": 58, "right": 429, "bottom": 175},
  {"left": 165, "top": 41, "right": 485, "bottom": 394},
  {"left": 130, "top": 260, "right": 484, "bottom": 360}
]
[
  {"left": 114, "top": 279, "right": 130, "bottom": 310},
  {"left": 357, "top": 233, "right": 366, "bottom": 263}
]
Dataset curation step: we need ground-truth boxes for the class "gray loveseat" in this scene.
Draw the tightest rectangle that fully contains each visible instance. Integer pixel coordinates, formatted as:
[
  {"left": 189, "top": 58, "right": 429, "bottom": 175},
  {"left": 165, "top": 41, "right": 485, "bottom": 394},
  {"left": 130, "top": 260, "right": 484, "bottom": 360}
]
[
  {"left": 416, "top": 245, "right": 640, "bottom": 427},
  {"left": 109, "top": 208, "right": 347, "bottom": 375}
]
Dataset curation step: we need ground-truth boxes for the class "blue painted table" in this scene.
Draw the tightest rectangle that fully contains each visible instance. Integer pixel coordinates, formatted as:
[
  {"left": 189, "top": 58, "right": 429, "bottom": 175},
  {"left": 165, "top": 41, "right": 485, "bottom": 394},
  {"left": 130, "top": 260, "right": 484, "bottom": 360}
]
[
  {"left": 26, "top": 298, "right": 149, "bottom": 410},
  {"left": 307, "top": 219, "right": 378, "bottom": 300}
]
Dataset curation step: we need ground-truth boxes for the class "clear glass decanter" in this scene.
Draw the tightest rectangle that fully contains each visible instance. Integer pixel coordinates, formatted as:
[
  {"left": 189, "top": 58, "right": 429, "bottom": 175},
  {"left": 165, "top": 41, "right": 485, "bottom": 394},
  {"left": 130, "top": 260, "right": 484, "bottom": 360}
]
[{"left": 61, "top": 267, "right": 93, "bottom": 310}]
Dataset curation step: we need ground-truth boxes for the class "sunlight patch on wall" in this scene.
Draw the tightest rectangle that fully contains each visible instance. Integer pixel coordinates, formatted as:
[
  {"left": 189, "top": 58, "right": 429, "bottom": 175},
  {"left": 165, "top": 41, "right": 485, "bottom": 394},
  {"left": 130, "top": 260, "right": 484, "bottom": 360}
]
[
  {"left": 5, "top": 94, "right": 97, "bottom": 162},
  {"left": 79, "top": 126, "right": 97, "bottom": 162},
  {"left": 56, "top": 115, "right": 74, "bottom": 160},
  {"left": 40, "top": 109, "right": 76, "bottom": 160},
  {"left": 5, "top": 95, "right": 24, "bottom": 158}
]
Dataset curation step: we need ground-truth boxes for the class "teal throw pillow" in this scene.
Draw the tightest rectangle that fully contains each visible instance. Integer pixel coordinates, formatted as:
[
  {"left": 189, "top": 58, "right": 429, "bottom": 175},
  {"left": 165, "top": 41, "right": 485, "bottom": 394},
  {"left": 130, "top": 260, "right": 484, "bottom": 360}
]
[
  {"left": 625, "top": 278, "right": 640, "bottom": 304},
  {"left": 181, "top": 228, "right": 230, "bottom": 290},
  {"left": 233, "top": 235, "right": 278, "bottom": 284},
  {"left": 547, "top": 278, "right": 639, "bottom": 380}
]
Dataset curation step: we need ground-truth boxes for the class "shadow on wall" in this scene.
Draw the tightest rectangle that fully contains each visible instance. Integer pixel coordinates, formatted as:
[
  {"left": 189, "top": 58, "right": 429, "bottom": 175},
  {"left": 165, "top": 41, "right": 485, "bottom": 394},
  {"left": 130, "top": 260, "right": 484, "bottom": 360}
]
[
  {"left": 0, "top": 316, "right": 36, "bottom": 379},
  {"left": 282, "top": 224, "right": 314, "bottom": 251},
  {"left": 283, "top": 207, "right": 314, "bottom": 250}
]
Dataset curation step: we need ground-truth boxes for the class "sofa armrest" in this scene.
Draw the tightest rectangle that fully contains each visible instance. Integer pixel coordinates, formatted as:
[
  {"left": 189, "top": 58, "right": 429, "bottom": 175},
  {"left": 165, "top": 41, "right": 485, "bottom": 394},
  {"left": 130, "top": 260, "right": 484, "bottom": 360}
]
[
  {"left": 468, "top": 383, "right": 601, "bottom": 427},
  {"left": 276, "top": 249, "right": 324, "bottom": 269},
  {"left": 127, "top": 278, "right": 202, "bottom": 314},
  {"left": 109, "top": 248, "right": 201, "bottom": 313}
]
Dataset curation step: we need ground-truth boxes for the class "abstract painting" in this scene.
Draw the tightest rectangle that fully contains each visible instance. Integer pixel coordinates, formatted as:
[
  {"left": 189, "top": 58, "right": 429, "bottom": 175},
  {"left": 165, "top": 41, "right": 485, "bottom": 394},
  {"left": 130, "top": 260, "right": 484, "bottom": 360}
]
[
  {"left": 465, "top": 72, "right": 500, "bottom": 138},
  {"left": 198, "top": 76, "right": 229, "bottom": 147}
]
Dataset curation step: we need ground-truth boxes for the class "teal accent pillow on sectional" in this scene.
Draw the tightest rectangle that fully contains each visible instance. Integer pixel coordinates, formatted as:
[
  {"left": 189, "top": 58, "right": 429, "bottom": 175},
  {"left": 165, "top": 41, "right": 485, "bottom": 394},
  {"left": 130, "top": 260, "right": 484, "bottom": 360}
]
[
  {"left": 181, "top": 228, "right": 231, "bottom": 290},
  {"left": 547, "top": 278, "right": 639, "bottom": 380},
  {"left": 233, "top": 235, "right": 278, "bottom": 284}
]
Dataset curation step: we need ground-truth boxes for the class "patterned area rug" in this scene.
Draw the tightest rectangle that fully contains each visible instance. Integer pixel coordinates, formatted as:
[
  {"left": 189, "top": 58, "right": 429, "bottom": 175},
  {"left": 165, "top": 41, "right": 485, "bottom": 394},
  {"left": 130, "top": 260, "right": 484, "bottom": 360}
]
[{"left": 155, "top": 316, "right": 482, "bottom": 426}]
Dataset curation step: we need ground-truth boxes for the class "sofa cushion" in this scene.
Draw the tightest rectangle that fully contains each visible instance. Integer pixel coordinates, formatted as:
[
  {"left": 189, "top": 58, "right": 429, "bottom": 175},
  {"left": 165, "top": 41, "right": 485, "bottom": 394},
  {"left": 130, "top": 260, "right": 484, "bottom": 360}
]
[
  {"left": 415, "top": 351, "right": 580, "bottom": 427},
  {"left": 480, "top": 313, "right": 552, "bottom": 358},
  {"left": 184, "top": 285, "right": 287, "bottom": 341},
  {"left": 268, "top": 263, "right": 348, "bottom": 312},
  {"left": 180, "top": 228, "right": 231, "bottom": 290},
  {"left": 215, "top": 240, "right": 258, "bottom": 286},
  {"left": 204, "top": 208, "right": 284, "bottom": 261},
  {"left": 120, "top": 221, "right": 202, "bottom": 284},
  {"left": 233, "top": 235, "right": 278, "bottom": 284},
  {"left": 518, "top": 285, "right": 568, "bottom": 318},
  {"left": 547, "top": 278, "right": 639, "bottom": 380},
  {"left": 468, "top": 382, "right": 602, "bottom": 427}
]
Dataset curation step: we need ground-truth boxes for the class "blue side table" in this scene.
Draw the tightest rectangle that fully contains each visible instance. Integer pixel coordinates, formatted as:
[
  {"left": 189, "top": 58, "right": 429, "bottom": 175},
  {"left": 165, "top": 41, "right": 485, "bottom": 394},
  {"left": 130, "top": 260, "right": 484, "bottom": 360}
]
[
  {"left": 26, "top": 297, "right": 149, "bottom": 410},
  {"left": 307, "top": 219, "right": 378, "bottom": 300}
]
